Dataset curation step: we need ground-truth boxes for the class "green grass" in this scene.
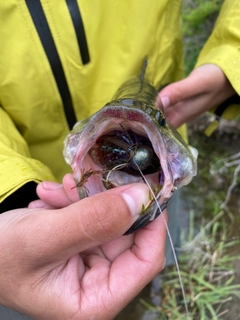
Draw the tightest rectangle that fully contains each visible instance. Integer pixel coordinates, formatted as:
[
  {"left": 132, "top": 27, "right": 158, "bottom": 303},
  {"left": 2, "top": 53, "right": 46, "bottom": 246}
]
[
  {"left": 140, "top": 211, "right": 240, "bottom": 319},
  {"left": 158, "top": 215, "right": 240, "bottom": 319}
]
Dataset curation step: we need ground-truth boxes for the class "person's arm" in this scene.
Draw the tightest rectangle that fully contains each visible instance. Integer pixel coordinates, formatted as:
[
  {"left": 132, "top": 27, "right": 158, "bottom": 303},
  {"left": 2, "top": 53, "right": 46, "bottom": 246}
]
[
  {"left": 157, "top": 0, "right": 240, "bottom": 128},
  {"left": 0, "top": 181, "right": 166, "bottom": 320}
]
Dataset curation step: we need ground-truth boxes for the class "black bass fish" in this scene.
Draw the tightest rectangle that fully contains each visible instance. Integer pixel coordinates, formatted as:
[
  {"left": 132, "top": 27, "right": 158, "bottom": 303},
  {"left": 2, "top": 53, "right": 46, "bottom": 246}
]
[{"left": 63, "top": 61, "right": 197, "bottom": 234}]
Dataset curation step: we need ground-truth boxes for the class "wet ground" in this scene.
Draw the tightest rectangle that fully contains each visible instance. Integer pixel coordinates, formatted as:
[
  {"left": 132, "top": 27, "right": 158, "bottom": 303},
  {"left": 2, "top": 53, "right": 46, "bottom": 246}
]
[{"left": 116, "top": 116, "right": 240, "bottom": 320}]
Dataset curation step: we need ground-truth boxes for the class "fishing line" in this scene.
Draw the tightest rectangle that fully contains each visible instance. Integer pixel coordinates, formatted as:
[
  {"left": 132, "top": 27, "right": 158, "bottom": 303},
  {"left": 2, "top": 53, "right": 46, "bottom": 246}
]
[{"left": 133, "top": 160, "right": 190, "bottom": 319}]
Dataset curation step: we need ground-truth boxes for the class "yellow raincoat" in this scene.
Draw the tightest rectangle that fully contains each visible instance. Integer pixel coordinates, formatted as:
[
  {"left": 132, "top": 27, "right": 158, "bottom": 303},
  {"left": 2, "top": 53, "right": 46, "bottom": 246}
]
[{"left": 0, "top": 0, "right": 239, "bottom": 203}]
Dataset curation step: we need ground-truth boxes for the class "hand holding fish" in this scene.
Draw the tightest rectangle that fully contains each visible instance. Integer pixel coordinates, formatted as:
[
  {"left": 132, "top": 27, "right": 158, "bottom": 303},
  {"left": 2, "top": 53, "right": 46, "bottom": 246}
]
[
  {"left": 0, "top": 178, "right": 166, "bottom": 320},
  {"left": 157, "top": 64, "right": 236, "bottom": 128}
]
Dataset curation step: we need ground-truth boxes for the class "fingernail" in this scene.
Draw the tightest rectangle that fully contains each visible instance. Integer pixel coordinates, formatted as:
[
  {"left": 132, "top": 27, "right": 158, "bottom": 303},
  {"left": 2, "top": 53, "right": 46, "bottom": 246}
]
[
  {"left": 42, "top": 181, "right": 62, "bottom": 190},
  {"left": 121, "top": 184, "right": 150, "bottom": 217},
  {"left": 160, "top": 96, "right": 170, "bottom": 108}
]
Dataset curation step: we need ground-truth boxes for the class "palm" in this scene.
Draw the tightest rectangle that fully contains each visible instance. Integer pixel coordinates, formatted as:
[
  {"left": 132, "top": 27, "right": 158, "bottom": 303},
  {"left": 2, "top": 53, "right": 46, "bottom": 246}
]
[{"left": 36, "top": 229, "right": 158, "bottom": 320}]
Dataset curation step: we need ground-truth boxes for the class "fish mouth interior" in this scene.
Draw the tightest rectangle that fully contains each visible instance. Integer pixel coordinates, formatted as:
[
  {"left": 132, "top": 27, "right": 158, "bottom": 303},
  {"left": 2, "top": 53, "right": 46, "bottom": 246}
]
[
  {"left": 77, "top": 123, "right": 164, "bottom": 196},
  {"left": 90, "top": 129, "right": 160, "bottom": 173}
]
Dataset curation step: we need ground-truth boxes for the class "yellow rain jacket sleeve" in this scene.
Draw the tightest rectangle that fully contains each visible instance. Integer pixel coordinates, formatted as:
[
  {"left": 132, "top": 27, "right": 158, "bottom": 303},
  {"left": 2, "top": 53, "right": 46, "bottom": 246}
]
[
  {"left": 0, "top": 108, "right": 56, "bottom": 201},
  {"left": 195, "top": 0, "right": 240, "bottom": 127},
  {"left": 0, "top": 0, "right": 184, "bottom": 205}
]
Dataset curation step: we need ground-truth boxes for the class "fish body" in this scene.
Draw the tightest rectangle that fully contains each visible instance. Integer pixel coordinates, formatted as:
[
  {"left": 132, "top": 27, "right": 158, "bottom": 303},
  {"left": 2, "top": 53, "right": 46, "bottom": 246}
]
[{"left": 63, "top": 62, "right": 197, "bottom": 234}]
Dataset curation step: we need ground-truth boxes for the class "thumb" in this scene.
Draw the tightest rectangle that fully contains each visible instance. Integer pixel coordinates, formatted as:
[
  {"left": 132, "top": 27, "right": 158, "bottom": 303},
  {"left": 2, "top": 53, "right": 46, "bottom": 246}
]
[{"left": 26, "top": 183, "right": 150, "bottom": 264}]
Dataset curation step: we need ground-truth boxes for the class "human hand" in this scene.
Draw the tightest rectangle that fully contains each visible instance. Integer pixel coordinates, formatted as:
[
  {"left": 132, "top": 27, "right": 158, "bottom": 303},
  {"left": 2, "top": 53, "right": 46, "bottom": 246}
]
[
  {"left": 0, "top": 181, "right": 167, "bottom": 320},
  {"left": 157, "top": 64, "right": 236, "bottom": 128}
]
